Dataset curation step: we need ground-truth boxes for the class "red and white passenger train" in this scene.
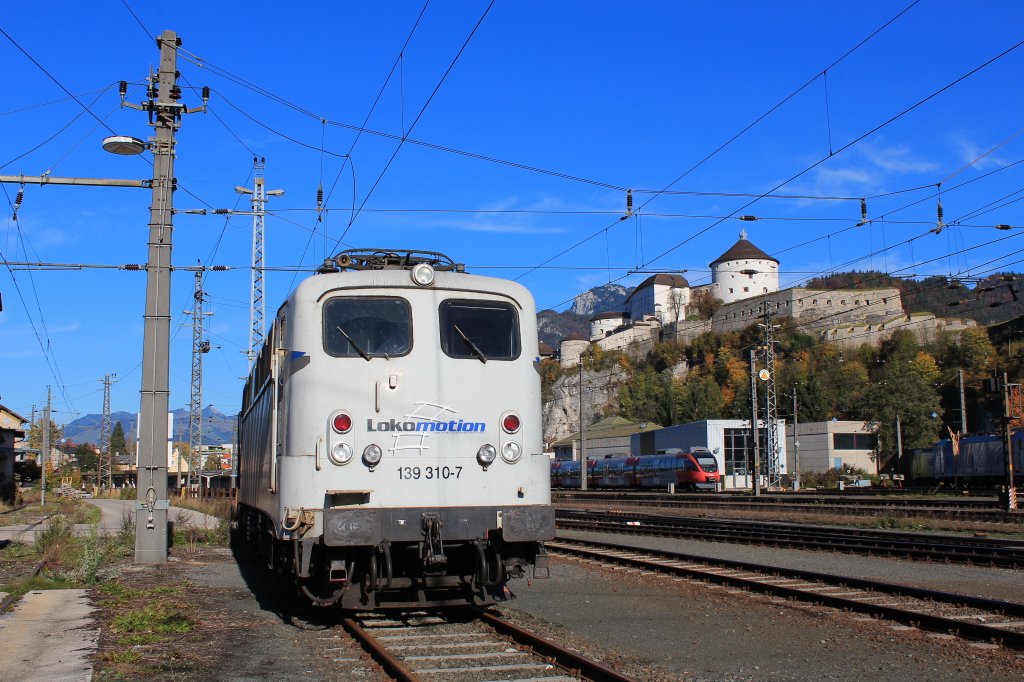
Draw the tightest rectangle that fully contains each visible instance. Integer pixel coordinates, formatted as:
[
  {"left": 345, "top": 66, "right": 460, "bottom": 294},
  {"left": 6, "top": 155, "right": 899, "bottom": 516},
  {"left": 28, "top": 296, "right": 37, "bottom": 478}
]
[{"left": 551, "top": 448, "right": 721, "bottom": 491}]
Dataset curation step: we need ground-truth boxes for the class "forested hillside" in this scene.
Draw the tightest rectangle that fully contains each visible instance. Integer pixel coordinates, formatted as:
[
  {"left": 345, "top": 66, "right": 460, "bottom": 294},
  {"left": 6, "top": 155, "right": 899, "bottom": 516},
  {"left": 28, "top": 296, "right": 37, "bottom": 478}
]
[{"left": 541, "top": 321, "right": 1021, "bottom": 462}]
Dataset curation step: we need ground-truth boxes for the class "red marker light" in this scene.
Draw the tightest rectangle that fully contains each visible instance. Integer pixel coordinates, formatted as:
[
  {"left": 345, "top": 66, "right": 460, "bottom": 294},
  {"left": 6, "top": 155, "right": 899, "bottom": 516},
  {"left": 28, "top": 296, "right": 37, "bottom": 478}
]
[
  {"left": 332, "top": 413, "right": 352, "bottom": 433},
  {"left": 502, "top": 413, "right": 521, "bottom": 433}
]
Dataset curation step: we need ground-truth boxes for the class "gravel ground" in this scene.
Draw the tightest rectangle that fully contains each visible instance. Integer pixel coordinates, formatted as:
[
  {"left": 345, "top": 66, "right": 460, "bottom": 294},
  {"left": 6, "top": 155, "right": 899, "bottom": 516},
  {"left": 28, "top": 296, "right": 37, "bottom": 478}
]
[
  {"left": 90, "top": 537, "right": 1024, "bottom": 681},
  {"left": 556, "top": 528, "right": 1024, "bottom": 602},
  {"left": 498, "top": 552, "right": 1024, "bottom": 681}
]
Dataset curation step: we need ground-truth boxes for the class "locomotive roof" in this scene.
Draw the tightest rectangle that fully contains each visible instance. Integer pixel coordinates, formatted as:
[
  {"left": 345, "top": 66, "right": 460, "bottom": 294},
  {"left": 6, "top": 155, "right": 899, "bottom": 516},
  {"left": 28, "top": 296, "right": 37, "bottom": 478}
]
[{"left": 289, "top": 267, "right": 536, "bottom": 309}]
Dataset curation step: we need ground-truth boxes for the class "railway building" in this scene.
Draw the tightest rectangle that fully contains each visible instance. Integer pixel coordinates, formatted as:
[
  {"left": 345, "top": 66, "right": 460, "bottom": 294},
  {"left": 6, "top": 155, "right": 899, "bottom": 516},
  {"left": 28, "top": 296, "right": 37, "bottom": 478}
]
[
  {"left": 552, "top": 415, "right": 660, "bottom": 461},
  {"left": 630, "top": 418, "right": 788, "bottom": 490},
  {"left": 785, "top": 420, "right": 878, "bottom": 474}
]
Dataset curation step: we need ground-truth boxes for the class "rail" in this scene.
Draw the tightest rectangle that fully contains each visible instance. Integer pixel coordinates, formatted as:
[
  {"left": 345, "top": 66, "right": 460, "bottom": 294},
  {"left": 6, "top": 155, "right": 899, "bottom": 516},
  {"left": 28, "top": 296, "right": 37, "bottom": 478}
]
[
  {"left": 549, "top": 537, "right": 1024, "bottom": 649},
  {"left": 556, "top": 508, "right": 1024, "bottom": 567},
  {"left": 342, "top": 608, "right": 639, "bottom": 681}
]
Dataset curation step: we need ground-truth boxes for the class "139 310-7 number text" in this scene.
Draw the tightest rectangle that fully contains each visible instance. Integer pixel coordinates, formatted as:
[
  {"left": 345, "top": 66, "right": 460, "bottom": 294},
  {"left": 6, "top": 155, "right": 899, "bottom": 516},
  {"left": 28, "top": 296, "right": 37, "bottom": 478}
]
[{"left": 398, "top": 465, "right": 463, "bottom": 480}]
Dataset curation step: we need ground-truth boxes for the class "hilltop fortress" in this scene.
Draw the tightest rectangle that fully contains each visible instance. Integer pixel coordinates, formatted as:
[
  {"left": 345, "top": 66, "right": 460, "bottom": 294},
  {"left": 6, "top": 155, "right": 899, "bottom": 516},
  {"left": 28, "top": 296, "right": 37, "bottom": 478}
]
[{"left": 560, "top": 231, "right": 975, "bottom": 366}]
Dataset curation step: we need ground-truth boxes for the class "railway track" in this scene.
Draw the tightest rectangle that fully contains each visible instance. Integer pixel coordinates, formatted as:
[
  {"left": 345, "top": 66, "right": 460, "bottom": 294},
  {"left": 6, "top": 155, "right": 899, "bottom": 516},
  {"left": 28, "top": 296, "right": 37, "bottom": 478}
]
[
  {"left": 554, "top": 490, "right": 1023, "bottom": 523},
  {"left": 550, "top": 537, "right": 1024, "bottom": 650},
  {"left": 336, "top": 608, "right": 637, "bottom": 681},
  {"left": 556, "top": 508, "right": 1024, "bottom": 567}
]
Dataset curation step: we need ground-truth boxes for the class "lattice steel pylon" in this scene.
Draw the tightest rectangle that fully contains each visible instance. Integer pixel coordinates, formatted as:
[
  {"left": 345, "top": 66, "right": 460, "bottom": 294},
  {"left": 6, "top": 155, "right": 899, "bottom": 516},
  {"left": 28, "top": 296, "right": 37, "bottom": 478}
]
[
  {"left": 239, "top": 157, "right": 283, "bottom": 366},
  {"left": 99, "top": 374, "right": 114, "bottom": 490},
  {"left": 185, "top": 270, "right": 212, "bottom": 489},
  {"left": 760, "top": 301, "right": 782, "bottom": 490}
]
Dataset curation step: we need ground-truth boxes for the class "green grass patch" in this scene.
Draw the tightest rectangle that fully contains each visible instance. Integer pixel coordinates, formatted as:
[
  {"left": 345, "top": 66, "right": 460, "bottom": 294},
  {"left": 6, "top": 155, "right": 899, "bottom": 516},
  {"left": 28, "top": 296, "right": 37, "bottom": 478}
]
[
  {"left": 0, "top": 573, "right": 77, "bottom": 602},
  {"left": 99, "top": 582, "right": 144, "bottom": 599},
  {"left": 867, "top": 514, "right": 919, "bottom": 531},
  {"left": 105, "top": 649, "right": 141, "bottom": 665},
  {"left": 112, "top": 607, "right": 195, "bottom": 636}
]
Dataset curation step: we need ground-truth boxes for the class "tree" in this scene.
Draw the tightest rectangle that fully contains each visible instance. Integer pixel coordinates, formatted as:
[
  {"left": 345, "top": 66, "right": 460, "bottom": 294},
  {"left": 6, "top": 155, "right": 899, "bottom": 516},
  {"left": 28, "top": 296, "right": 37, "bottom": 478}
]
[
  {"left": 75, "top": 443, "right": 98, "bottom": 472},
  {"left": 859, "top": 354, "right": 942, "bottom": 466},
  {"left": 28, "top": 418, "right": 63, "bottom": 450},
  {"left": 618, "top": 365, "right": 669, "bottom": 424},
  {"left": 689, "top": 289, "right": 723, "bottom": 320},
  {"left": 110, "top": 421, "right": 127, "bottom": 455},
  {"left": 667, "top": 289, "right": 687, "bottom": 323},
  {"left": 674, "top": 375, "right": 724, "bottom": 423}
]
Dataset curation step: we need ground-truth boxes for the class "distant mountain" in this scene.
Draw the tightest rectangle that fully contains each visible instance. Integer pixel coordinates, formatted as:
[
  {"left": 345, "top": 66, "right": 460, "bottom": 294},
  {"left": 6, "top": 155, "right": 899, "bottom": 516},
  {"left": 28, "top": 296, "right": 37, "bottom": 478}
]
[
  {"left": 64, "top": 405, "right": 236, "bottom": 448},
  {"left": 537, "top": 283, "right": 633, "bottom": 348},
  {"left": 570, "top": 283, "right": 631, "bottom": 316}
]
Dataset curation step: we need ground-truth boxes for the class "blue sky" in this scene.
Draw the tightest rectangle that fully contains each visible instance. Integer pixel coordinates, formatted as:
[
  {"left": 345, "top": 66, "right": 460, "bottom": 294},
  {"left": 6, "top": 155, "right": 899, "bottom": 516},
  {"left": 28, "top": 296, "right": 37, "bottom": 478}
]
[{"left": 2, "top": 1, "right": 1023, "bottom": 432}]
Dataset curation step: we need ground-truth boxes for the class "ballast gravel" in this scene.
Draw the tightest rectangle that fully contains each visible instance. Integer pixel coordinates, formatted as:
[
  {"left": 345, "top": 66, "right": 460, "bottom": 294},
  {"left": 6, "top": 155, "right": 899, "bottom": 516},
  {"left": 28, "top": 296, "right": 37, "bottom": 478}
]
[{"left": 90, "top": 536, "right": 1024, "bottom": 681}]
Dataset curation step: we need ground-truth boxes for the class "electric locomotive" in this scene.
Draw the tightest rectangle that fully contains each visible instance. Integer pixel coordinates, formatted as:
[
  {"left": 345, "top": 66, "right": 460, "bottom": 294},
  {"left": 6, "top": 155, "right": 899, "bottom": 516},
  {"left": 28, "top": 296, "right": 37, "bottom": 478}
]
[{"left": 235, "top": 249, "right": 554, "bottom": 608}]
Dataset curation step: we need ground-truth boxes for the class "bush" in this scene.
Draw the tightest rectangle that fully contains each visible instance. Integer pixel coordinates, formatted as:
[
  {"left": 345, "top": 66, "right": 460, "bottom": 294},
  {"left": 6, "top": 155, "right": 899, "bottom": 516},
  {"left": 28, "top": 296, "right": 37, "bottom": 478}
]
[{"left": 801, "top": 465, "right": 873, "bottom": 490}]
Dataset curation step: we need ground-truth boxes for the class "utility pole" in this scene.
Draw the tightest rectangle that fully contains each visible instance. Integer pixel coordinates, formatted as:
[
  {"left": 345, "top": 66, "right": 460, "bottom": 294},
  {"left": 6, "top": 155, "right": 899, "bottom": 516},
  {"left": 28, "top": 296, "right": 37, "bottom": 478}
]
[
  {"left": 579, "top": 360, "right": 588, "bottom": 491},
  {"left": 1002, "top": 372, "right": 1018, "bottom": 511},
  {"left": 895, "top": 414, "right": 903, "bottom": 477},
  {"left": 749, "top": 348, "right": 760, "bottom": 496},
  {"left": 791, "top": 385, "right": 800, "bottom": 490},
  {"left": 958, "top": 368, "right": 968, "bottom": 435},
  {"left": 122, "top": 30, "right": 206, "bottom": 563},
  {"left": 237, "top": 158, "right": 283, "bottom": 366},
  {"left": 41, "top": 387, "right": 51, "bottom": 506},
  {"left": 184, "top": 269, "right": 212, "bottom": 492}
]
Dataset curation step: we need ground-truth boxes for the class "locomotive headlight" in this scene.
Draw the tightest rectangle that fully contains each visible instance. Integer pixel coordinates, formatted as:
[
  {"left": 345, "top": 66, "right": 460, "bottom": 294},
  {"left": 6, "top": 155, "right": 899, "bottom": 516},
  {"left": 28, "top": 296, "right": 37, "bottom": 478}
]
[
  {"left": 329, "top": 442, "right": 353, "bottom": 465},
  {"left": 500, "top": 441, "right": 522, "bottom": 463},
  {"left": 477, "top": 443, "right": 497, "bottom": 468},
  {"left": 411, "top": 262, "right": 435, "bottom": 287},
  {"left": 362, "top": 444, "right": 383, "bottom": 468}
]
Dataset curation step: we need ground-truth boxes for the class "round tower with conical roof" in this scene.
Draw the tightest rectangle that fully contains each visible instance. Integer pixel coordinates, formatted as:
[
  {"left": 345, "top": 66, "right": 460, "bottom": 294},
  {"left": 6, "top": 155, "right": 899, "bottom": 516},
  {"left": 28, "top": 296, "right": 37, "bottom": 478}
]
[{"left": 710, "top": 230, "right": 779, "bottom": 304}]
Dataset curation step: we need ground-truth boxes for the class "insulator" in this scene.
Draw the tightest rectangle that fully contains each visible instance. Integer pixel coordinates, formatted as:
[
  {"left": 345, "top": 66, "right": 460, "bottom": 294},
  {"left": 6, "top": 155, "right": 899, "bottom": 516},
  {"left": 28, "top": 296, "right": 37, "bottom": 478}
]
[
  {"left": 119, "top": 80, "right": 128, "bottom": 99},
  {"left": 212, "top": 265, "right": 228, "bottom": 271},
  {"left": 12, "top": 188, "right": 24, "bottom": 220},
  {"left": 123, "top": 264, "right": 143, "bottom": 271},
  {"left": 201, "top": 85, "right": 210, "bottom": 102},
  {"left": 936, "top": 198, "right": 943, "bottom": 225},
  {"left": 626, "top": 189, "right": 633, "bottom": 213},
  {"left": 738, "top": 215, "right": 758, "bottom": 222},
  {"left": 214, "top": 208, "right": 230, "bottom": 214},
  {"left": 860, "top": 198, "right": 867, "bottom": 224}
]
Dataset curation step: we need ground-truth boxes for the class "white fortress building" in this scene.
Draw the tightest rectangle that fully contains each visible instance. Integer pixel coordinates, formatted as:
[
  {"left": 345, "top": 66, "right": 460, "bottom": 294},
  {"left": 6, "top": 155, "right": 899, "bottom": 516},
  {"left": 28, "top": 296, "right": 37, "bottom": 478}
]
[
  {"left": 558, "top": 229, "right": 975, "bottom": 366},
  {"left": 701, "top": 229, "right": 779, "bottom": 304}
]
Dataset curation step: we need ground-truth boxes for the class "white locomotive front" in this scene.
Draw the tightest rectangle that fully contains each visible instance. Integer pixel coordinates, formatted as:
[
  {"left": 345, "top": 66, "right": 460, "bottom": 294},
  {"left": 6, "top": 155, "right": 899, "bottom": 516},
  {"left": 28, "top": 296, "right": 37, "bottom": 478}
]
[{"left": 236, "top": 249, "right": 554, "bottom": 608}]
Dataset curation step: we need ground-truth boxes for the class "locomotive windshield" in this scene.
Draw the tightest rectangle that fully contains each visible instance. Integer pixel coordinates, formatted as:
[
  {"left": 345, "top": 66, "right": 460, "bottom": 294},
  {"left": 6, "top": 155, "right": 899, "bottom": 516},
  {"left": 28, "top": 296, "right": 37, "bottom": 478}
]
[
  {"left": 695, "top": 454, "right": 718, "bottom": 471},
  {"left": 439, "top": 300, "right": 520, "bottom": 361},
  {"left": 323, "top": 297, "right": 412, "bottom": 358}
]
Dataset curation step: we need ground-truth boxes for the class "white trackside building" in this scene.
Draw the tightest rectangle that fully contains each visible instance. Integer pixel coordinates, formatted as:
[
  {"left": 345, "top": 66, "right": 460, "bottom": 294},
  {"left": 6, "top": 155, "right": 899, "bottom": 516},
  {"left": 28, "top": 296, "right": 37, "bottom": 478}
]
[{"left": 236, "top": 250, "right": 554, "bottom": 609}]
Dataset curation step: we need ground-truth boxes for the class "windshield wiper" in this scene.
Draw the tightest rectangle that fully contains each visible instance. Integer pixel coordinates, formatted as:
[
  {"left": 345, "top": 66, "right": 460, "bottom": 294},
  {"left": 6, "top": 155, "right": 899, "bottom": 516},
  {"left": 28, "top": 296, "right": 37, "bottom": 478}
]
[
  {"left": 336, "top": 325, "right": 371, "bottom": 361},
  {"left": 453, "top": 324, "right": 487, "bottom": 363}
]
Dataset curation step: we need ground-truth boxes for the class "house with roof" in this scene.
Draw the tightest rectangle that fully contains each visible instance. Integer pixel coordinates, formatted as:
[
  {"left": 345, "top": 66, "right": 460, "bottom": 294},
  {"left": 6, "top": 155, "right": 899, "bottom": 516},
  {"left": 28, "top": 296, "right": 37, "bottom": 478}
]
[
  {"left": 623, "top": 273, "right": 691, "bottom": 325},
  {"left": 0, "top": 404, "right": 28, "bottom": 504},
  {"left": 552, "top": 415, "right": 661, "bottom": 461}
]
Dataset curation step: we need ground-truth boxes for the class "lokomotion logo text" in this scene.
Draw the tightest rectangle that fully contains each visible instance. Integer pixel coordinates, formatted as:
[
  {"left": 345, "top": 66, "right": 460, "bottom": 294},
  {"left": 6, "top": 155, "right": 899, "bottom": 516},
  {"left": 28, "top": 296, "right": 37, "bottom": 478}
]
[{"left": 367, "top": 417, "right": 485, "bottom": 433}]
